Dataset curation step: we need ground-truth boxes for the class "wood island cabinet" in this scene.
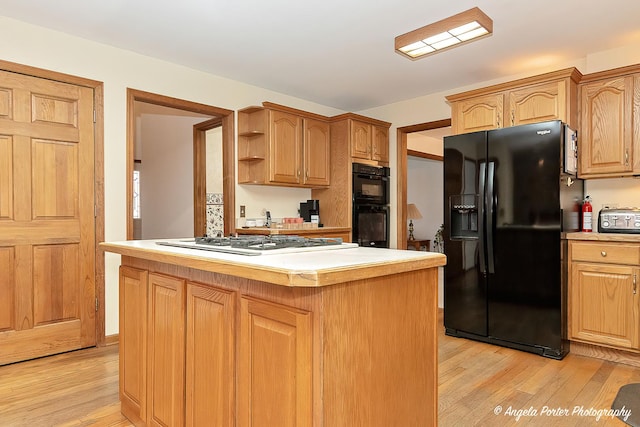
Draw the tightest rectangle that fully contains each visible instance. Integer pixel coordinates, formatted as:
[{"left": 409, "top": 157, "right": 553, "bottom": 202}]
[
  {"left": 569, "top": 240, "right": 640, "bottom": 352},
  {"left": 119, "top": 266, "right": 148, "bottom": 425},
  {"left": 147, "top": 273, "right": 185, "bottom": 427},
  {"left": 238, "top": 103, "right": 330, "bottom": 188},
  {"left": 578, "top": 64, "right": 640, "bottom": 178},
  {"left": 185, "top": 283, "right": 235, "bottom": 427},
  {"left": 447, "top": 67, "right": 581, "bottom": 135},
  {"left": 238, "top": 297, "right": 312, "bottom": 427},
  {"left": 103, "top": 239, "right": 445, "bottom": 427}
]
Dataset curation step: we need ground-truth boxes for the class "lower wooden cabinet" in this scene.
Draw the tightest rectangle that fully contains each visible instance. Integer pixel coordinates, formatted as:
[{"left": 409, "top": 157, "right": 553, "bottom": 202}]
[
  {"left": 118, "top": 268, "right": 309, "bottom": 427},
  {"left": 569, "top": 241, "right": 640, "bottom": 352},
  {"left": 185, "top": 283, "right": 235, "bottom": 427},
  {"left": 147, "top": 273, "right": 185, "bottom": 427},
  {"left": 238, "top": 297, "right": 312, "bottom": 427},
  {"left": 119, "top": 266, "right": 148, "bottom": 425}
]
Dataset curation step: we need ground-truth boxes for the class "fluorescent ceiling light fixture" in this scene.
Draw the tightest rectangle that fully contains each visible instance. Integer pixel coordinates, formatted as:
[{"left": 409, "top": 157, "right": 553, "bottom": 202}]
[{"left": 395, "top": 7, "right": 493, "bottom": 60}]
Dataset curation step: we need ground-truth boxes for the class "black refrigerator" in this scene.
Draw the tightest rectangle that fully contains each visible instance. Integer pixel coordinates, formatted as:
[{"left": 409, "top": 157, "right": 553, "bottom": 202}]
[{"left": 443, "top": 120, "right": 583, "bottom": 359}]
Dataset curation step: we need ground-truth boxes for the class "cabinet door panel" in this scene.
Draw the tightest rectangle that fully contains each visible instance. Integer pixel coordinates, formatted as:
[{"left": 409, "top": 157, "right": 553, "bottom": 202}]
[
  {"left": 509, "top": 81, "right": 564, "bottom": 126},
  {"left": 270, "top": 111, "right": 302, "bottom": 184},
  {"left": 372, "top": 125, "right": 389, "bottom": 163},
  {"left": 303, "top": 118, "right": 330, "bottom": 186},
  {"left": 119, "top": 266, "right": 148, "bottom": 425},
  {"left": 579, "top": 76, "right": 633, "bottom": 176},
  {"left": 148, "top": 273, "right": 186, "bottom": 427},
  {"left": 350, "top": 120, "right": 372, "bottom": 159},
  {"left": 185, "top": 282, "right": 235, "bottom": 427},
  {"left": 452, "top": 93, "right": 504, "bottom": 134},
  {"left": 238, "top": 297, "right": 312, "bottom": 427},
  {"left": 570, "top": 263, "right": 639, "bottom": 350}
]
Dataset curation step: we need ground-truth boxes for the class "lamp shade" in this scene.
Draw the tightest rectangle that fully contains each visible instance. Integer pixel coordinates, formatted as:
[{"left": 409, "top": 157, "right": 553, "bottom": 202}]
[{"left": 407, "top": 204, "right": 423, "bottom": 220}]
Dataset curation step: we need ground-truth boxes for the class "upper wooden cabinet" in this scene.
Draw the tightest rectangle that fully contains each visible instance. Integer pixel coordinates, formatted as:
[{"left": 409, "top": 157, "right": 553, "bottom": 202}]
[
  {"left": 578, "top": 64, "right": 640, "bottom": 178},
  {"left": 350, "top": 120, "right": 390, "bottom": 163},
  {"left": 238, "top": 103, "right": 330, "bottom": 188},
  {"left": 447, "top": 68, "right": 581, "bottom": 135},
  {"left": 330, "top": 114, "right": 391, "bottom": 166}
]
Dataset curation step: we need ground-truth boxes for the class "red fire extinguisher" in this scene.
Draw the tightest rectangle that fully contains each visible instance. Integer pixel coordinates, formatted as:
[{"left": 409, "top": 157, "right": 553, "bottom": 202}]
[{"left": 582, "top": 196, "right": 593, "bottom": 232}]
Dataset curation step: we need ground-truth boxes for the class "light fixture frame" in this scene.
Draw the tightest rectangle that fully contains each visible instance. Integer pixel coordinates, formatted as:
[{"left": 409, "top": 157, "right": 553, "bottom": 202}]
[{"left": 395, "top": 7, "right": 493, "bottom": 60}]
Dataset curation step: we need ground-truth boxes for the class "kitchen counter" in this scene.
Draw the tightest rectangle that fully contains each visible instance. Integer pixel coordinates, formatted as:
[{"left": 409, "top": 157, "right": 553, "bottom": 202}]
[
  {"left": 102, "top": 239, "right": 446, "bottom": 426},
  {"left": 565, "top": 232, "right": 640, "bottom": 242},
  {"left": 236, "top": 225, "right": 351, "bottom": 242},
  {"left": 101, "top": 238, "right": 444, "bottom": 287}
]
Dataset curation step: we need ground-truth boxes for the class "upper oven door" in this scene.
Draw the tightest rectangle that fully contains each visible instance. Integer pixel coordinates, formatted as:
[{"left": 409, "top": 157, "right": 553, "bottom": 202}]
[{"left": 353, "top": 172, "right": 389, "bottom": 205}]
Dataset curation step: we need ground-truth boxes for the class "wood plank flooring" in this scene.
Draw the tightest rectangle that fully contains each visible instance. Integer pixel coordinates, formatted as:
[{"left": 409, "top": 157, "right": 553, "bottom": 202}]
[{"left": 0, "top": 316, "right": 637, "bottom": 426}]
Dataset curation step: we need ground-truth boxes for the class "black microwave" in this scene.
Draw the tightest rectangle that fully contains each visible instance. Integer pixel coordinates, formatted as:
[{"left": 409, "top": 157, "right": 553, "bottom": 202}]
[{"left": 352, "top": 163, "right": 390, "bottom": 205}]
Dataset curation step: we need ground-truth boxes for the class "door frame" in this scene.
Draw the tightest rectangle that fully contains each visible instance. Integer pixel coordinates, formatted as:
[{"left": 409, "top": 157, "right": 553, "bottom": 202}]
[
  {"left": 0, "top": 59, "right": 106, "bottom": 345},
  {"left": 395, "top": 119, "right": 450, "bottom": 249},
  {"left": 193, "top": 117, "right": 224, "bottom": 236},
  {"left": 126, "top": 89, "right": 235, "bottom": 240}
]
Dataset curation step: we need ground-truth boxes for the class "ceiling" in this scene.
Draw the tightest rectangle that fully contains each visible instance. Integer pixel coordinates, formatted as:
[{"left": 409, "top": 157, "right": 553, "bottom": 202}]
[{"left": 2, "top": 0, "right": 640, "bottom": 111}]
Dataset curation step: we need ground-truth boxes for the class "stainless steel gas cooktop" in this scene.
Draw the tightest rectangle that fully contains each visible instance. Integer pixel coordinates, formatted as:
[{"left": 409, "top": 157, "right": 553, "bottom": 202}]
[{"left": 157, "top": 235, "right": 358, "bottom": 256}]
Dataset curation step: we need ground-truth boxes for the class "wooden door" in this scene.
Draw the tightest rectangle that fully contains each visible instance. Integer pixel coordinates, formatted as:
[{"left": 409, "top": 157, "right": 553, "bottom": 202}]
[
  {"left": 0, "top": 70, "right": 96, "bottom": 365},
  {"left": 508, "top": 80, "right": 565, "bottom": 127},
  {"left": 570, "top": 263, "right": 639, "bottom": 350},
  {"left": 451, "top": 93, "right": 504, "bottom": 134},
  {"left": 303, "top": 118, "right": 330, "bottom": 186},
  {"left": 269, "top": 110, "right": 302, "bottom": 185},
  {"left": 579, "top": 76, "right": 634, "bottom": 176},
  {"left": 238, "top": 297, "right": 312, "bottom": 427}
]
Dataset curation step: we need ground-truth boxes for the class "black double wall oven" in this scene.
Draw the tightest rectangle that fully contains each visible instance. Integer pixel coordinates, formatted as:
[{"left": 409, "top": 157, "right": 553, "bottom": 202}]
[{"left": 352, "top": 163, "right": 390, "bottom": 248}]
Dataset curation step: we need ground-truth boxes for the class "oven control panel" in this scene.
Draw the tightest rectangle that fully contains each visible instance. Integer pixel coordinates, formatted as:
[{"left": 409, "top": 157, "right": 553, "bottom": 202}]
[{"left": 598, "top": 208, "right": 640, "bottom": 233}]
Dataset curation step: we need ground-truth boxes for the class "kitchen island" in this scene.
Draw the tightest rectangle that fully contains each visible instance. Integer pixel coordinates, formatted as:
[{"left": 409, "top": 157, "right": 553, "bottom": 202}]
[{"left": 101, "top": 239, "right": 446, "bottom": 427}]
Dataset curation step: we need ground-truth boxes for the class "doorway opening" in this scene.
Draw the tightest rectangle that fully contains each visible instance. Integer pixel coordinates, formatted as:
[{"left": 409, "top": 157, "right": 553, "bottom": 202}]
[
  {"left": 126, "top": 89, "right": 235, "bottom": 240},
  {"left": 396, "top": 119, "right": 451, "bottom": 249}
]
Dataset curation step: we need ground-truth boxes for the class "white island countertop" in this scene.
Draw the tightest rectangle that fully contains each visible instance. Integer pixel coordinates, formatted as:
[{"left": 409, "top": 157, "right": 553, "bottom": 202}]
[{"left": 100, "top": 239, "right": 447, "bottom": 287}]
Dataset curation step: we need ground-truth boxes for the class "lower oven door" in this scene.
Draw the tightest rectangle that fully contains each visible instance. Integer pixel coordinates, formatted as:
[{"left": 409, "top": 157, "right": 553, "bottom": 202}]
[{"left": 352, "top": 204, "right": 389, "bottom": 248}]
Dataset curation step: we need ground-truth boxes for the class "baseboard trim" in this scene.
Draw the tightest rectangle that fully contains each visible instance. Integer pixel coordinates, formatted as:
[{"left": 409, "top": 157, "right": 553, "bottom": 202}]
[
  {"left": 570, "top": 340, "right": 640, "bottom": 368},
  {"left": 105, "top": 334, "right": 119, "bottom": 346}
]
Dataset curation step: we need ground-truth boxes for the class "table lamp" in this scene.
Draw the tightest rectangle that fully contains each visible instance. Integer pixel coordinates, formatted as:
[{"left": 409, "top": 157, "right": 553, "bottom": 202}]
[{"left": 407, "top": 203, "right": 422, "bottom": 241}]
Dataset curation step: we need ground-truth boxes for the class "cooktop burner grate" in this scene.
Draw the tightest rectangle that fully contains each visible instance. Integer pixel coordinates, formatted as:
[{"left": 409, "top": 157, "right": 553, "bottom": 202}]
[{"left": 194, "top": 235, "right": 343, "bottom": 250}]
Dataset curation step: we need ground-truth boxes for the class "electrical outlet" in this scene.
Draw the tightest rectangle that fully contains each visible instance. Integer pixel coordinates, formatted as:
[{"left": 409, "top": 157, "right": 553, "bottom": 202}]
[
  {"left": 240, "top": 205, "right": 246, "bottom": 218},
  {"left": 261, "top": 208, "right": 267, "bottom": 216}
]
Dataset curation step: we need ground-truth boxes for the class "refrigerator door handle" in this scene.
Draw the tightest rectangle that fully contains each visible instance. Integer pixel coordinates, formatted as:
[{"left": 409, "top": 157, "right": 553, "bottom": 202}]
[
  {"left": 478, "top": 162, "right": 487, "bottom": 274},
  {"left": 487, "top": 161, "right": 496, "bottom": 274}
]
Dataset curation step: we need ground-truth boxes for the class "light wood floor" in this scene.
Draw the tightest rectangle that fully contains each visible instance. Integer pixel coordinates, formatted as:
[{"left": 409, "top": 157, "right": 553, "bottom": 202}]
[{"left": 1, "top": 318, "right": 637, "bottom": 426}]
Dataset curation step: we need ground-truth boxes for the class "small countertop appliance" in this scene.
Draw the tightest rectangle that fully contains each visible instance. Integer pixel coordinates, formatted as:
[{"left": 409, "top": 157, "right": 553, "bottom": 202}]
[{"left": 598, "top": 208, "right": 640, "bottom": 233}]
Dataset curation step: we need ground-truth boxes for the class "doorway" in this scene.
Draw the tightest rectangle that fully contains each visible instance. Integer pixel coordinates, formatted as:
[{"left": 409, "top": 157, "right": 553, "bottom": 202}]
[
  {"left": 126, "top": 89, "right": 235, "bottom": 240},
  {"left": 396, "top": 119, "right": 451, "bottom": 248}
]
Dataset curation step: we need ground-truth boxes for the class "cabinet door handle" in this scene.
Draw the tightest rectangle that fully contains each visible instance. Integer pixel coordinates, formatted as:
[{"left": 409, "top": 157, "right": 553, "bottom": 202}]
[
  {"left": 297, "top": 169, "right": 301, "bottom": 177},
  {"left": 497, "top": 112, "right": 501, "bottom": 127},
  {"left": 601, "top": 251, "right": 607, "bottom": 257},
  {"left": 511, "top": 110, "right": 515, "bottom": 126},
  {"left": 634, "top": 273, "right": 637, "bottom": 295},
  {"left": 625, "top": 149, "right": 630, "bottom": 166}
]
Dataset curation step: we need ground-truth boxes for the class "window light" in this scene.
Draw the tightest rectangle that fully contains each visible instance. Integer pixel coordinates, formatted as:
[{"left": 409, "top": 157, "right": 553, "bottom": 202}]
[{"left": 395, "top": 7, "right": 493, "bottom": 60}]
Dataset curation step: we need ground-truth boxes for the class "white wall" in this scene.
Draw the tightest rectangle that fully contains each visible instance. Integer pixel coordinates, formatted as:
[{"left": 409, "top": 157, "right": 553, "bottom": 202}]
[
  {"left": 0, "top": 16, "right": 345, "bottom": 336},
  {"left": 139, "top": 114, "right": 202, "bottom": 239},
  {"left": 357, "top": 39, "right": 640, "bottom": 246},
  {"left": 4, "top": 15, "right": 640, "bottom": 335}
]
